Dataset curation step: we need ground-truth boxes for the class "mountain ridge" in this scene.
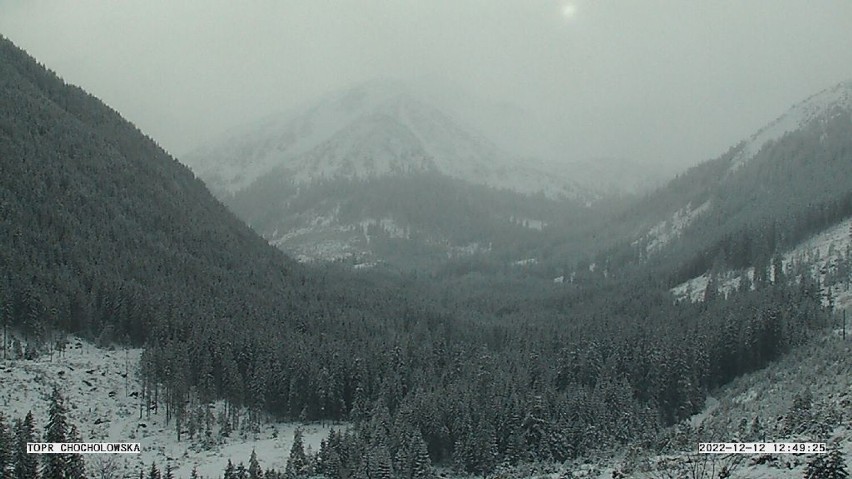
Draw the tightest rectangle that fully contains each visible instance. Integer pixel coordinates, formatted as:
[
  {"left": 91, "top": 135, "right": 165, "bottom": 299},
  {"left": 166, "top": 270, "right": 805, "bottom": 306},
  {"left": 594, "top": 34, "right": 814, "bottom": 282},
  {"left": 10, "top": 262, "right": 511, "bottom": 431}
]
[
  {"left": 593, "top": 78, "right": 852, "bottom": 286},
  {"left": 183, "top": 80, "right": 589, "bottom": 200}
]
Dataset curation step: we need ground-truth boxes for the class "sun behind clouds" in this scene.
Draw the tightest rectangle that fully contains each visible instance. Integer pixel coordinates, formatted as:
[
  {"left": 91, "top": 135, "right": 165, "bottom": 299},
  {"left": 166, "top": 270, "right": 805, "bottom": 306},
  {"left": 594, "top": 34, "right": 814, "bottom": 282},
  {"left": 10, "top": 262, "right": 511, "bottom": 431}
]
[{"left": 561, "top": 3, "right": 578, "bottom": 20}]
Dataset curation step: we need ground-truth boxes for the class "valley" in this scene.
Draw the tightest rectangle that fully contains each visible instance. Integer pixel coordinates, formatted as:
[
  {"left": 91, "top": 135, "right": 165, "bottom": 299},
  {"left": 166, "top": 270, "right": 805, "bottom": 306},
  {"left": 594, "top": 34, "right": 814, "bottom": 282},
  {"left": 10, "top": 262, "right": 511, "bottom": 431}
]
[{"left": 1, "top": 6, "right": 852, "bottom": 478}]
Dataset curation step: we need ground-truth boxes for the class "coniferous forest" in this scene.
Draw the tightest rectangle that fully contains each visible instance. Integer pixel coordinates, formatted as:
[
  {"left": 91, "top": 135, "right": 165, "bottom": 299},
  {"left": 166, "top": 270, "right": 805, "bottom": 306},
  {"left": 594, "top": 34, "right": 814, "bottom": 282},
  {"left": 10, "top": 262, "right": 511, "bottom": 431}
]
[{"left": 0, "top": 31, "right": 851, "bottom": 479}]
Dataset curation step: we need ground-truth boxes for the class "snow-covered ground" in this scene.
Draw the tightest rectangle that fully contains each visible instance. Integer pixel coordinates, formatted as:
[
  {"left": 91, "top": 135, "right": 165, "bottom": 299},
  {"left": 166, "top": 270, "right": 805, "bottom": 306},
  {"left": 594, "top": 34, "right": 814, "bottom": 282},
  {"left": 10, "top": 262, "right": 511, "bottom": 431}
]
[
  {"left": 0, "top": 339, "right": 342, "bottom": 479},
  {"left": 672, "top": 216, "right": 852, "bottom": 304}
]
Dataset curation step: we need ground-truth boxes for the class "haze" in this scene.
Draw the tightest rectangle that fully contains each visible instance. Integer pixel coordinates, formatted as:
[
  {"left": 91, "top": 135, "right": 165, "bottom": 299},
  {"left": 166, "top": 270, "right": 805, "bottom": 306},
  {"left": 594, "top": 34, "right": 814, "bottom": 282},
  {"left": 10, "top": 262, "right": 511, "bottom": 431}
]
[{"left": 2, "top": 0, "right": 851, "bottom": 173}]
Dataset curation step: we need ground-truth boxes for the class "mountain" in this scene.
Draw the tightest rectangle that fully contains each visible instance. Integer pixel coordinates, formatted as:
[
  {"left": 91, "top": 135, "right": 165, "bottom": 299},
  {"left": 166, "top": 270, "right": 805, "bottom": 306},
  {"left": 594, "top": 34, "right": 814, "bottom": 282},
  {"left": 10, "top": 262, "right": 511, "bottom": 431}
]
[
  {"left": 185, "top": 80, "right": 589, "bottom": 199},
  {"left": 556, "top": 155, "right": 665, "bottom": 196},
  {"left": 728, "top": 80, "right": 852, "bottom": 173},
  {"left": 592, "top": 79, "right": 852, "bottom": 284},
  {"left": 184, "top": 80, "right": 604, "bottom": 266}
]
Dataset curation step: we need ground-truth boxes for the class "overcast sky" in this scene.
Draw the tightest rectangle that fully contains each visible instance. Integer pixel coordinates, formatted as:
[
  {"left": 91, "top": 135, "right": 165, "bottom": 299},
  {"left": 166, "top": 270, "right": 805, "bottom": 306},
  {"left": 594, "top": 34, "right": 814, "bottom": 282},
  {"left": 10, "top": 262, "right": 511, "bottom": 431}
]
[{"left": 2, "top": 1, "right": 852, "bottom": 171}]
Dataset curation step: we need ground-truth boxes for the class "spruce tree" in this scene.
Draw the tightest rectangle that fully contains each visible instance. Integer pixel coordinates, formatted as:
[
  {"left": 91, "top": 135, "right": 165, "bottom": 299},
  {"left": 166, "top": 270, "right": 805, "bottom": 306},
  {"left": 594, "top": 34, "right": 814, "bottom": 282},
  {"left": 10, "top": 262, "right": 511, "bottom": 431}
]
[
  {"left": 805, "top": 449, "right": 849, "bottom": 479},
  {"left": 223, "top": 459, "right": 236, "bottom": 479},
  {"left": 148, "top": 462, "right": 160, "bottom": 479},
  {"left": 750, "top": 416, "right": 764, "bottom": 441},
  {"left": 805, "top": 455, "right": 827, "bottom": 479},
  {"left": 285, "top": 428, "right": 308, "bottom": 479},
  {"left": 806, "top": 449, "right": 849, "bottom": 479},
  {"left": 826, "top": 449, "right": 850, "bottom": 479},
  {"left": 0, "top": 412, "right": 11, "bottom": 478},
  {"left": 65, "top": 424, "right": 85, "bottom": 479},
  {"left": 410, "top": 431, "right": 433, "bottom": 479},
  {"left": 369, "top": 443, "right": 393, "bottom": 479},
  {"left": 43, "top": 387, "right": 78, "bottom": 479},
  {"left": 248, "top": 449, "right": 263, "bottom": 479},
  {"left": 14, "top": 412, "right": 39, "bottom": 479}
]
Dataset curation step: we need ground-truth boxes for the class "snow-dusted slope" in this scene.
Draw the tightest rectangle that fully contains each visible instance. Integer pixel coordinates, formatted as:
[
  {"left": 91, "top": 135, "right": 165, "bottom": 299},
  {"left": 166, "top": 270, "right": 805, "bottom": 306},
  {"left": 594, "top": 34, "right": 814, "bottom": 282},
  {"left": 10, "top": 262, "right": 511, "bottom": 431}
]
[
  {"left": 0, "top": 339, "right": 341, "bottom": 479},
  {"left": 729, "top": 80, "right": 852, "bottom": 173},
  {"left": 183, "top": 80, "right": 585, "bottom": 199}
]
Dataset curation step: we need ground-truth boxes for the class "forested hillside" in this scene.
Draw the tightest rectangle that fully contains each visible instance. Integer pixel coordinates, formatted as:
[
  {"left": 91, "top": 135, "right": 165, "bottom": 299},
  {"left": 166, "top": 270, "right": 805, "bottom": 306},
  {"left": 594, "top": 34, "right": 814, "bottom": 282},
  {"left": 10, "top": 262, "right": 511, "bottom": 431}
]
[
  {"left": 0, "top": 35, "right": 844, "bottom": 478},
  {"left": 226, "top": 171, "right": 594, "bottom": 268},
  {"left": 0, "top": 34, "right": 316, "bottom": 344}
]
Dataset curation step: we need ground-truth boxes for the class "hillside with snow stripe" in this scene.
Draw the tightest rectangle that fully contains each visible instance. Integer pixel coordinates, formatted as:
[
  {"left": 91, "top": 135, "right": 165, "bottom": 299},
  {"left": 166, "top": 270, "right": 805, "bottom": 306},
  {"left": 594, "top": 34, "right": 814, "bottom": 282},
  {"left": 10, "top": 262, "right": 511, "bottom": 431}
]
[
  {"left": 640, "top": 200, "right": 712, "bottom": 254},
  {"left": 678, "top": 333, "right": 852, "bottom": 479},
  {"left": 0, "top": 339, "right": 341, "bottom": 479},
  {"left": 672, "top": 216, "right": 852, "bottom": 303}
]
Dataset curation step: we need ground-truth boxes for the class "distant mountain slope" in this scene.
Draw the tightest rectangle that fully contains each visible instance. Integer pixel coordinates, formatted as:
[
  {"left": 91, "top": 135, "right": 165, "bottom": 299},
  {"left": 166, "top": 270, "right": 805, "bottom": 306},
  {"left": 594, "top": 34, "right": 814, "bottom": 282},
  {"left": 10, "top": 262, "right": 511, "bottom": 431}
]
[
  {"left": 226, "top": 172, "right": 591, "bottom": 267},
  {"left": 728, "top": 80, "right": 852, "bottom": 173},
  {"left": 601, "top": 80, "right": 852, "bottom": 284}
]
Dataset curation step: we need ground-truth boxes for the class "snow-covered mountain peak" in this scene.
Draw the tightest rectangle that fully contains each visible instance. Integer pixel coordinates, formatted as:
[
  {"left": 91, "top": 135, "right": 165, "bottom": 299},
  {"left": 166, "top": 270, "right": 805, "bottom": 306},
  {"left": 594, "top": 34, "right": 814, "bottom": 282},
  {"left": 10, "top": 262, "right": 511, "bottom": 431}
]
[
  {"left": 183, "top": 80, "right": 584, "bottom": 199},
  {"left": 728, "top": 80, "right": 852, "bottom": 173},
  {"left": 182, "top": 80, "right": 423, "bottom": 194}
]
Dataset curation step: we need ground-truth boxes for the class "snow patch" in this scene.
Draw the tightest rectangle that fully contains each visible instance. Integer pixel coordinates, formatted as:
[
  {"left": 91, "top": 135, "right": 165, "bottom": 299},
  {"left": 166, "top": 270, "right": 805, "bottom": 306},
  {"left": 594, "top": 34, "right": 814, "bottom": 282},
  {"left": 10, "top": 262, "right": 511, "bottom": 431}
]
[
  {"left": 510, "top": 216, "right": 547, "bottom": 231},
  {"left": 688, "top": 396, "right": 719, "bottom": 428},
  {"left": 359, "top": 217, "right": 410, "bottom": 242},
  {"left": 513, "top": 258, "right": 538, "bottom": 266},
  {"left": 446, "top": 242, "right": 491, "bottom": 258}
]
